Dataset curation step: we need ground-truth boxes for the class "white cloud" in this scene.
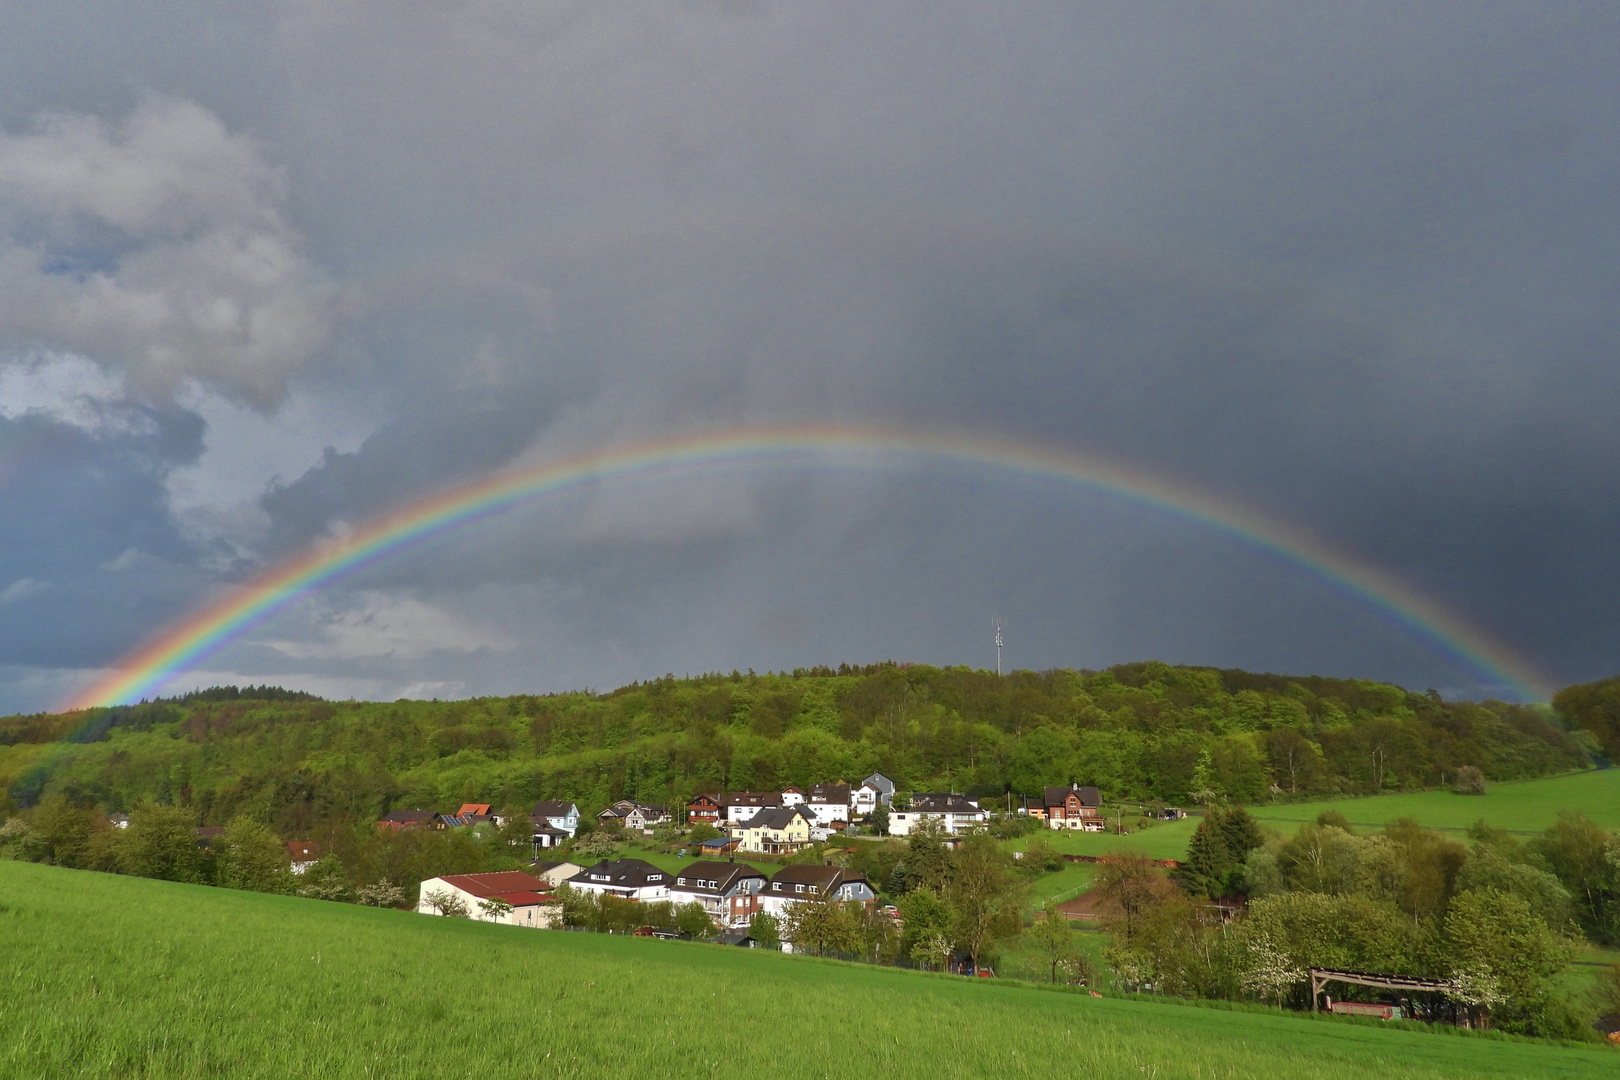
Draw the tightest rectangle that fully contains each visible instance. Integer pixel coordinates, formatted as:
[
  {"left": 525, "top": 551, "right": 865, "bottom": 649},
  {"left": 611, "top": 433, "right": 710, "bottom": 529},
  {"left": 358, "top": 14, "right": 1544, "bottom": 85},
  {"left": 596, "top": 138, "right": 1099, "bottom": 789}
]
[
  {"left": 257, "top": 592, "right": 512, "bottom": 660},
  {"left": 0, "top": 578, "right": 49, "bottom": 604},
  {"left": 0, "top": 351, "right": 152, "bottom": 436},
  {"left": 0, "top": 96, "right": 332, "bottom": 405}
]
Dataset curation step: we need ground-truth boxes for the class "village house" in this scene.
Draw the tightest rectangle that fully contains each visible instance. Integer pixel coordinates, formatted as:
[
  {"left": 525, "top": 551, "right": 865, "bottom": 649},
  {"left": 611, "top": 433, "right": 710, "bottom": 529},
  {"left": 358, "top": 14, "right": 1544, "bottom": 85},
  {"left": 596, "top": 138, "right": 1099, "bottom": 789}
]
[
  {"left": 418, "top": 870, "right": 558, "bottom": 928},
  {"left": 852, "top": 773, "right": 895, "bottom": 816},
  {"left": 530, "top": 859, "right": 585, "bottom": 887},
  {"left": 779, "top": 786, "right": 806, "bottom": 807},
  {"left": 719, "top": 791, "right": 782, "bottom": 825},
  {"left": 805, "top": 782, "right": 852, "bottom": 826},
  {"left": 686, "top": 793, "right": 722, "bottom": 825},
  {"left": 698, "top": 834, "right": 742, "bottom": 857},
  {"left": 530, "top": 800, "right": 580, "bottom": 849},
  {"left": 286, "top": 841, "right": 320, "bottom": 874},
  {"left": 757, "top": 864, "right": 878, "bottom": 935},
  {"left": 737, "top": 805, "right": 818, "bottom": 855},
  {"left": 441, "top": 802, "right": 497, "bottom": 827},
  {"left": 377, "top": 809, "right": 442, "bottom": 831},
  {"left": 887, "top": 794, "right": 986, "bottom": 836},
  {"left": 667, "top": 860, "right": 767, "bottom": 929},
  {"left": 597, "top": 801, "right": 671, "bottom": 833},
  {"left": 1039, "top": 784, "right": 1103, "bottom": 831},
  {"left": 564, "top": 858, "right": 671, "bottom": 901}
]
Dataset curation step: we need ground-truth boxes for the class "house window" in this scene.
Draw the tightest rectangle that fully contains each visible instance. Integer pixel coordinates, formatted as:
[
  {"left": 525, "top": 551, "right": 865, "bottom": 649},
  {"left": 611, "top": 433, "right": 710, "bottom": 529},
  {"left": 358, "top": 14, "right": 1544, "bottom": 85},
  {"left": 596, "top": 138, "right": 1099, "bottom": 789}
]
[{"left": 795, "top": 884, "right": 804, "bottom": 893}]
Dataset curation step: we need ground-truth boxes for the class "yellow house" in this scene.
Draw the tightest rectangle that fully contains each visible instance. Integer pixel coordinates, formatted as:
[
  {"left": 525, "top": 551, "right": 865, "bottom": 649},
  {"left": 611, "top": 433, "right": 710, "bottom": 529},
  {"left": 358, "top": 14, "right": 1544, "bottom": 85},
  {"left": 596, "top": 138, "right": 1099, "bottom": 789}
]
[{"left": 738, "top": 806, "right": 816, "bottom": 854}]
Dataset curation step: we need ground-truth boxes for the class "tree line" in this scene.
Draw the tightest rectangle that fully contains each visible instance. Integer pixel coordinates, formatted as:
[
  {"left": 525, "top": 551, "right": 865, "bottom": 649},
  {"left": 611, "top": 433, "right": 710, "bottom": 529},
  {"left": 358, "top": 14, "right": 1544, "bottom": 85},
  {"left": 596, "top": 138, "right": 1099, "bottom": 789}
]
[
  {"left": 0, "top": 663, "right": 1593, "bottom": 839},
  {"left": 1083, "top": 806, "right": 1620, "bottom": 1039}
]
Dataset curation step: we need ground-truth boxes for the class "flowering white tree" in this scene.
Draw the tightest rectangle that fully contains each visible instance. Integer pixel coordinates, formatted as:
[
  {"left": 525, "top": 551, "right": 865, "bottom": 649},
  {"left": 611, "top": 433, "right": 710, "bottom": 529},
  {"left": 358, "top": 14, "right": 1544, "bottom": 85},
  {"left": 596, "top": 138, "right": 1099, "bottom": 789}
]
[{"left": 422, "top": 888, "right": 470, "bottom": 918}]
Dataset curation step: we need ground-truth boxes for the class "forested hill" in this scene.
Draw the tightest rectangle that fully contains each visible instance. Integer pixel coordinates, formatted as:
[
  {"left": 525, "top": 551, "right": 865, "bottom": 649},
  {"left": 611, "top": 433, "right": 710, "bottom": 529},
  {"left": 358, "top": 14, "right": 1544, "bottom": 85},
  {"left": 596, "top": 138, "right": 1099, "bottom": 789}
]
[{"left": 0, "top": 662, "right": 1592, "bottom": 835}]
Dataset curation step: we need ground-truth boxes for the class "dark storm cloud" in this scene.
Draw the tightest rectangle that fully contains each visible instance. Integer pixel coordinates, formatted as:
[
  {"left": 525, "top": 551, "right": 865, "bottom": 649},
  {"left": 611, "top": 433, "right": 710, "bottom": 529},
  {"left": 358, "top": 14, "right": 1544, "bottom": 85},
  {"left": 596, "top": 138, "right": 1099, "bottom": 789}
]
[{"left": 1, "top": 2, "right": 1618, "bottom": 710}]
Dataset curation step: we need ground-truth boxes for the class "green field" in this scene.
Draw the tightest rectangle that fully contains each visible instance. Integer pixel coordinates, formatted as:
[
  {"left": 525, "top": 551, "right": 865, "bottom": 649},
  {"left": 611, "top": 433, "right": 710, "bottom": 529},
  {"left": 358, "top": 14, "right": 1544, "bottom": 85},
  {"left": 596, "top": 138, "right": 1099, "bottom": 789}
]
[
  {"left": 1246, "top": 770, "right": 1620, "bottom": 836},
  {"left": 1007, "top": 816, "right": 1202, "bottom": 861},
  {"left": 2, "top": 862, "right": 1611, "bottom": 1079}
]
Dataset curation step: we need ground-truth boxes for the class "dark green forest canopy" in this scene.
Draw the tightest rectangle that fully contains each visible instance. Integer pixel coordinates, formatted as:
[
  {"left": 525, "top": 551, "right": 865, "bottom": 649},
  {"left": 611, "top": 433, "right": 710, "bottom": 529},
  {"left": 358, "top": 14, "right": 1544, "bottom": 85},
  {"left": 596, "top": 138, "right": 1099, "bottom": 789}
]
[{"left": 0, "top": 662, "right": 1592, "bottom": 835}]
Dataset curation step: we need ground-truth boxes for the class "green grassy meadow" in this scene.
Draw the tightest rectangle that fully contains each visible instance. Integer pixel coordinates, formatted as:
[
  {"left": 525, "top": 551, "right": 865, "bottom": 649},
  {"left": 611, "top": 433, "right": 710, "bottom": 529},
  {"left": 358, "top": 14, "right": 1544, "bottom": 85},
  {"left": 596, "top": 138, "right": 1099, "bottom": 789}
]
[
  {"left": 2, "top": 861, "right": 1612, "bottom": 1080},
  {"left": 1245, "top": 770, "right": 1620, "bottom": 836}
]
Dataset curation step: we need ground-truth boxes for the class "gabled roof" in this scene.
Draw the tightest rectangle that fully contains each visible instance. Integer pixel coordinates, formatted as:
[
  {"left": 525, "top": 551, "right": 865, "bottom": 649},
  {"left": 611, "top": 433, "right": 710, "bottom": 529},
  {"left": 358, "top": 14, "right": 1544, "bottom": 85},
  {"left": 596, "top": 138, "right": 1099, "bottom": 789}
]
[
  {"left": 457, "top": 803, "right": 493, "bottom": 816},
  {"left": 379, "top": 809, "right": 438, "bottom": 825},
  {"left": 568, "top": 858, "right": 668, "bottom": 889},
  {"left": 687, "top": 793, "right": 722, "bottom": 806},
  {"left": 287, "top": 841, "right": 320, "bottom": 862},
  {"left": 670, "top": 860, "right": 765, "bottom": 895},
  {"left": 859, "top": 772, "right": 896, "bottom": 794},
  {"left": 1042, "top": 784, "right": 1101, "bottom": 808},
  {"left": 531, "top": 800, "right": 578, "bottom": 818},
  {"left": 719, "top": 791, "right": 781, "bottom": 808},
  {"left": 434, "top": 871, "right": 551, "bottom": 898},
  {"left": 908, "top": 794, "right": 981, "bottom": 814},
  {"left": 808, "top": 782, "right": 851, "bottom": 805},
  {"left": 770, "top": 863, "right": 843, "bottom": 889},
  {"left": 746, "top": 806, "right": 815, "bottom": 832}
]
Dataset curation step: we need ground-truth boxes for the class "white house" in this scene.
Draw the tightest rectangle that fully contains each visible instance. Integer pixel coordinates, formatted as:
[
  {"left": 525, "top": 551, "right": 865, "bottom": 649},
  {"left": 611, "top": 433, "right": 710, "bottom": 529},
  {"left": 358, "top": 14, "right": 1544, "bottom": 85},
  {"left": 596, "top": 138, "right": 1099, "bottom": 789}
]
[
  {"left": 563, "top": 858, "right": 670, "bottom": 901},
  {"left": 286, "top": 841, "right": 320, "bottom": 875},
  {"left": 887, "top": 794, "right": 986, "bottom": 836},
  {"left": 757, "top": 864, "right": 878, "bottom": 941},
  {"left": 667, "top": 860, "right": 767, "bottom": 929},
  {"left": 805, "top": 782, "right": 852, "bottom": 826},
  {"left": 852, "top": 773, "right": 895, "bottom": 815},
  {"left": 417, "top": 871, "right": 559, "bottom": 928},
  {"left": 531, "top": 801, "right": 580, "bottom": 838},
  {"left": 720, "top": 791, "right": 782, "bottom": 825},
  {"left": 779, "top": 786, "right": 806, "bottom": 807}
]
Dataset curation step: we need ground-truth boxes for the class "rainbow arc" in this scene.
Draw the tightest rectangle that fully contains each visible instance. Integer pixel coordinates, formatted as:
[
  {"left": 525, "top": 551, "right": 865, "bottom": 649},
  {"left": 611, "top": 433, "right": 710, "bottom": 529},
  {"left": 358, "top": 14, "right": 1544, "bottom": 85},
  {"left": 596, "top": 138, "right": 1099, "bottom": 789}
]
[{"left": 65, "top": 423, "right": 1550, "bottom": 711}]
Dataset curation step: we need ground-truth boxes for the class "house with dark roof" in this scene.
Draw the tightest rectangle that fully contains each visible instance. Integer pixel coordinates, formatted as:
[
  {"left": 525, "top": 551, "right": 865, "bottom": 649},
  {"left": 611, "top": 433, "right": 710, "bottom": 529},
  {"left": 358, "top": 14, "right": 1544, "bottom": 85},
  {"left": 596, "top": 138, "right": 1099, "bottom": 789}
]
[
  {"left": 757, "top": 864, "right": 877, "bottom": 929},
  {"left": 1039, "top": 784, "right": 1103, "bottom": 831},
  {"left": 531, "top": 801, "right": 579, "bottom": 848},
  {"left": 565, "top": 858, "right": 670, "bottom": 901},
  {"left": 686, "top": 793, "right": 722, "bottom": 824},
  {"left": 417, "top": 870, "right": 558, "bottom": 928},
  {"left": 853, "top": 773, "right": 895, "bottom": 815},
  {"left": 737, "top": 805, "right": 818, "bottom": 854},
  {"left": 888, "top": 794, "right": 986, "bottom": 836},
  {"left": 668, "top": 860, "right": 767, "bottom": 928},
  {"left": 719, "top": 791, "right": 782, "bottom": 825},
  {"left": 377, "top": 809, "right": 442, "bottom": 831},
  {"left": 805, "top": 782, "right": 853, "bottom": 826}
]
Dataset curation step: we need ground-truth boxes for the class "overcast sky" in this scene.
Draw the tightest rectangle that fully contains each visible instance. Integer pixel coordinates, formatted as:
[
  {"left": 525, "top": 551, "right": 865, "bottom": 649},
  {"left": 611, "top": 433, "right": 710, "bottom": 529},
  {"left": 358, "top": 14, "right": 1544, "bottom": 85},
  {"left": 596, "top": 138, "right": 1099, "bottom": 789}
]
[{"left": 1, "top": 2, "right": 1616, "bottom": 711}]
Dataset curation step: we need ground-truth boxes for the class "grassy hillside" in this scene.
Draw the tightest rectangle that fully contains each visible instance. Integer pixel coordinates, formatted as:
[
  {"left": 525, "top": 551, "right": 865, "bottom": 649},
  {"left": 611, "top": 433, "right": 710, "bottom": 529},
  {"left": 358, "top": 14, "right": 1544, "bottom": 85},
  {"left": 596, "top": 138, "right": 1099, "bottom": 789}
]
[
  {"left": 1, "top": 861, "right": 1612, "bottom": 1080},
  {"left": 1245, "top": 769, "right": 1620, "bottom": 835}
]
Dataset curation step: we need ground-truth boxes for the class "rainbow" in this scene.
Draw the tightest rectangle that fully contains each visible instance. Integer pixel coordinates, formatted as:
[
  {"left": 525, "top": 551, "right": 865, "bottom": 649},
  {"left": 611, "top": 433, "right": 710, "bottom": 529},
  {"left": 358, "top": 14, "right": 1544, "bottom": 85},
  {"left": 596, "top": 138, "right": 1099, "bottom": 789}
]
[{"left": 65, "top": 423, "right": 1552, "bottom": 710}]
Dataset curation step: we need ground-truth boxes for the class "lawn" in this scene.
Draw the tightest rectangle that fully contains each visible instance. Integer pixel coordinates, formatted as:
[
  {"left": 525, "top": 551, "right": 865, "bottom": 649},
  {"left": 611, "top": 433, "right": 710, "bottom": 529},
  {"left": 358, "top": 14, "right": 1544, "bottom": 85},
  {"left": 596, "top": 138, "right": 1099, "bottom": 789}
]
[
  {"left": 1005, "top": 816, "right": 1202, "bottom": 861},
  {"left": 2, "top": 861, "right": 1612, "bottom": 1080},
  {"left": 1246, "top": 769, "right": 1620, "bottom": 836}
]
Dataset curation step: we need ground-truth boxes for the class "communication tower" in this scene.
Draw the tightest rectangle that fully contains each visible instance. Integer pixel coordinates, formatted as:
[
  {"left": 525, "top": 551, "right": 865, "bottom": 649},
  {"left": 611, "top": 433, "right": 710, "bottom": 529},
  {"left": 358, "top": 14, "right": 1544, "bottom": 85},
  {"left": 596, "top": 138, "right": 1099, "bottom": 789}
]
[{"left": 992, "top": 616, "right": 1006, "bottom": 676}]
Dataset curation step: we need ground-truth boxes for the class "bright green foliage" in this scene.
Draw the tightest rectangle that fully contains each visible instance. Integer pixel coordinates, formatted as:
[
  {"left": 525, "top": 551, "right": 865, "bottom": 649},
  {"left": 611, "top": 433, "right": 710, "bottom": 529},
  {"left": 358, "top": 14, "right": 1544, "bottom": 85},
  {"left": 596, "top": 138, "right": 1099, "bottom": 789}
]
[
  {"left": 676, "top": 901, "right": 717, "bottom": 941},
  {"left": 0, "top": 664, "right": 1588, "bottom": 839},
  {"left": 3, "top": 861, "right": 1617, "bottom": 1080},
  {"left": 1029, "top": 900, "right": 1077, "bottom": 983},
  {"left": 947, "top": 833, "right": 1025, "bottom": 970},
  {"left": 747, "top": 908, "right": 780, "bottom": 950},
  {"left": 118, "top": 800, "right": 203, "bottom": 883},
  {"left": 1444, "top": 888, "right": 1576, "bottom": 1005},
  {"left": 1530, "top": 813, "right": 1620, "bottom": 944},
  {"left": 897, "top": 887, "right": 952, "bottom": 961},
  {"left": 218, "top": 816, "right": 291, "bottom": 893}
]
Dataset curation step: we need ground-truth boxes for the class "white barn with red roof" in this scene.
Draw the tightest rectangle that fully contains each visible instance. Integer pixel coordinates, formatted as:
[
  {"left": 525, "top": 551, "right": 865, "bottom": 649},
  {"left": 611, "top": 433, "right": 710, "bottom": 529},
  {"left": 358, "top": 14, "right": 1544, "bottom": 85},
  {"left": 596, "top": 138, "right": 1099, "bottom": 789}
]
[{"left": 417, "top": 871, "right": 560, "bottom": 928}]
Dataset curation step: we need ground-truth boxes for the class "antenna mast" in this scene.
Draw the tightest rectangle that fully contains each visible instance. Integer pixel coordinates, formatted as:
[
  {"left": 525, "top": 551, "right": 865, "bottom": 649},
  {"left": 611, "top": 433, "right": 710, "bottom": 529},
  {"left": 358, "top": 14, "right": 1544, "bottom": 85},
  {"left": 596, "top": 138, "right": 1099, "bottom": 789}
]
[{"left": 992, "top": 616, "right": 1005, "bottom": 676}]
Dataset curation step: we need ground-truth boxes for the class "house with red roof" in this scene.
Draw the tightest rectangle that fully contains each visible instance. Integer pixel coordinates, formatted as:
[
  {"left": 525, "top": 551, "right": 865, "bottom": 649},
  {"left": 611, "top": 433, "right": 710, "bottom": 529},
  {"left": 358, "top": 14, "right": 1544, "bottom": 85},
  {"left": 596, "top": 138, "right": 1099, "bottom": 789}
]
[{"left": 417, "top": 871, "right": 559, "bottom": 928}]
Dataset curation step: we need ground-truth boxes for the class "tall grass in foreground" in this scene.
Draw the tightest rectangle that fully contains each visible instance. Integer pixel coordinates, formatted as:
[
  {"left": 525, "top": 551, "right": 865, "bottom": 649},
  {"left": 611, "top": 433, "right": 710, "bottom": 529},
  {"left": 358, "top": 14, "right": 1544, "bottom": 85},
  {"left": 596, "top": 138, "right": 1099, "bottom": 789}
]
[{"left": 0, "top": 861, "right": 1611, "bottom": 1080}]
